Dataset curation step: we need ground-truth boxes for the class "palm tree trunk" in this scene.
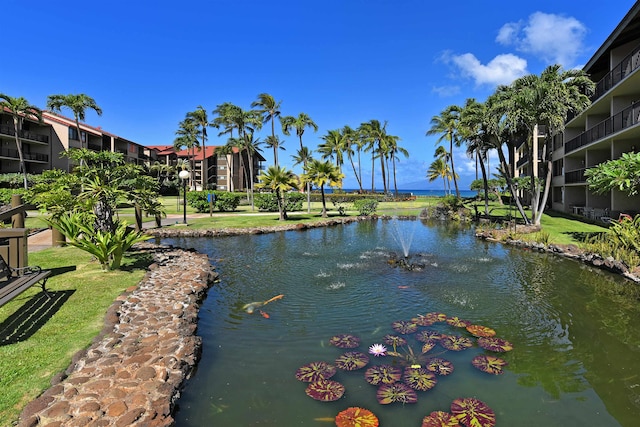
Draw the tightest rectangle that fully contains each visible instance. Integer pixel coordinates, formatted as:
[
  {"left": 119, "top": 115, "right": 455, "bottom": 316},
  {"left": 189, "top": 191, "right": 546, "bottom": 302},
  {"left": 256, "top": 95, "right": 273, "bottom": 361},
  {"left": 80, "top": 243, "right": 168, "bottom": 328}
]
[
  {"left": 357, "top": 149, "right": 364, "bottom": 193},
  {"left": 392, "top": 157, "right": 398, "bottom": 198},
  {"left": 449, "top": 138, "right": 460, "bottom": 198},
  {"left": 11, "top": 117, "right": 28, "bottom": 190},
  {"left": 320, "top": 185, "right": 327, "bottom": 217},
  {"left": 495, "top": 143, "right": 530, "bottom": 225}
]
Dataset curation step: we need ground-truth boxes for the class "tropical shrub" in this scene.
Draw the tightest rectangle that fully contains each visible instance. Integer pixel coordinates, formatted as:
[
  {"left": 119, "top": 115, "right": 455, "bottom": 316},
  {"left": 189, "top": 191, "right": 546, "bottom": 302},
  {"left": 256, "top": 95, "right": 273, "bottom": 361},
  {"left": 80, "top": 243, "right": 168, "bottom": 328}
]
[
  {"left": 583, "top": 215, "right": 640, "bottom": 270},
  {"left": 255, "top": 192, "right": 303, "bottom": 212},
  {"left": 49, "top": 212, "right": 150, "bottom": 271},
  {"left": 186, "top": 190, "right": 241, "bottom": 212},
  {"left": 353, "top": 199, "right": 378, "bottom": 216},
  {"left": 215, "top": 191, "right": 241, "bottom": 212},
  {"left": 186, "top": 191, "right": 212, "bottom": 213}
]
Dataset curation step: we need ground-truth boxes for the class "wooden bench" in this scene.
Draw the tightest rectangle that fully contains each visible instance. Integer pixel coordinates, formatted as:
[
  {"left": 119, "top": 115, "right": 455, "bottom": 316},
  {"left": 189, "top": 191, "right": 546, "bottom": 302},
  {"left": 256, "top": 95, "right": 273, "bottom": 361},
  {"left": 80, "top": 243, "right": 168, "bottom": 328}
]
[{"left": 0, "top": 254, "right": 51, "bottom": 308}]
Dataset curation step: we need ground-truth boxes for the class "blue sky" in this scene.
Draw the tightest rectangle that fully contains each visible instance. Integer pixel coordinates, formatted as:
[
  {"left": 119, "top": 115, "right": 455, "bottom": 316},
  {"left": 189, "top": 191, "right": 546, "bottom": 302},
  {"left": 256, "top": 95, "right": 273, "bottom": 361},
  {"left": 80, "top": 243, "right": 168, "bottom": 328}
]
[{"left": 2, "top": 0, "right": 636, "bottom": 190}]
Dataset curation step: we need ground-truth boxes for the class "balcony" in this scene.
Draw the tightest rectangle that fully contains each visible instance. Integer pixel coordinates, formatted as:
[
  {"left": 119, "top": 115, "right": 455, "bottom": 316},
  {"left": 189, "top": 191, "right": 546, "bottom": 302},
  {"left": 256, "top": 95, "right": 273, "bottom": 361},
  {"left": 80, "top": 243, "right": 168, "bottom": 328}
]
[
  {"left": 565, "top": 100, "right": 640, "bottom": 153},
  {"left": 565, "top": 168, "right": 586, "bottom": 184},
  {"left": 591, "top": 44, "right": 640, "bottom": 103},
  {"left": 516, "top": 153, "right": 529, "bottom": 168},
  {"left": 0, "top": 147, "right": 49, "bottom": 162},
  {"left": 0, "top": 124, "right": 49, "bottom": 143}
]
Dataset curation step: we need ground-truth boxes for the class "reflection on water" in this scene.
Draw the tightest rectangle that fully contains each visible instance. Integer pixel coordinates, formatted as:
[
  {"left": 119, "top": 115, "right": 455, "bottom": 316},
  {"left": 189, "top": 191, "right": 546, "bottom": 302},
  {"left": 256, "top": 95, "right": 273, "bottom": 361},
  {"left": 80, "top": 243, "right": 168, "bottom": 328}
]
[{"left": 167, "top": 220, "right": 640, "bottom": 427}]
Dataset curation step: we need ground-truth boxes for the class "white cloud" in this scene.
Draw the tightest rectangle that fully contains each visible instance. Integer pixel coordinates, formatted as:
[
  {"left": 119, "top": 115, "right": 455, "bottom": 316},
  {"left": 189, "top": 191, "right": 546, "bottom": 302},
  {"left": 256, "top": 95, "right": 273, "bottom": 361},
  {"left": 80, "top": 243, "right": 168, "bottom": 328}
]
[
  {"left": 431, "top": 85, "right": 460, "bottom": 97},
  {"left": 447, "top": 53, "right": 528, "bottom": 87},
  {"left": 496, "top": 12, "right": 587, "bottom": 67}
]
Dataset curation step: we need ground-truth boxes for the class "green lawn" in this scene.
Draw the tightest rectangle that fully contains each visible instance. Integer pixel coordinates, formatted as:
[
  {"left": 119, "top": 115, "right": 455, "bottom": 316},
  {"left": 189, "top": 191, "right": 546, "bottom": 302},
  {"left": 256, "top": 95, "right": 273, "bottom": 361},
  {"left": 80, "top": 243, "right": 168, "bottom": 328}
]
[{"left": 0, "top": 248, "right": 147, "bottom": 426}]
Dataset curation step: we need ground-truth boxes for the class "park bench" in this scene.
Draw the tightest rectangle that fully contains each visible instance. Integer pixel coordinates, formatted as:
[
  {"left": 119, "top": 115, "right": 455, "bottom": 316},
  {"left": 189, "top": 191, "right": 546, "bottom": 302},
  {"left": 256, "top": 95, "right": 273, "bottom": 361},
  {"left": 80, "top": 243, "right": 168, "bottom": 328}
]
[{"left": 0, "top": 254, "right": 51, "bottom": 308}]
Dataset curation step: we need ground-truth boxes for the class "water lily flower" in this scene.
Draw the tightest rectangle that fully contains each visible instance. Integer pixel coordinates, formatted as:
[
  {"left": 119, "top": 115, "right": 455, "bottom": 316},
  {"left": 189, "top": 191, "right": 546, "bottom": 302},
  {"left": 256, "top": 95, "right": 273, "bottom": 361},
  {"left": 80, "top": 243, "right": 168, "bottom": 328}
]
[{"left": 368, "top": 343, "right": 387, "bottom": 357}]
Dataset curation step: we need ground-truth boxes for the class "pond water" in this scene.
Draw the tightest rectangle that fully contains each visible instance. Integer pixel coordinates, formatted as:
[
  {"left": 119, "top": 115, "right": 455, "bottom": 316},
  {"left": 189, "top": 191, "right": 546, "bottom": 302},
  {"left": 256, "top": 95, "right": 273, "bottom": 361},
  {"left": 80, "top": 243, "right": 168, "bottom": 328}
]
[{"left": 164, "top": 219, "right": 640, "bottom": 427}]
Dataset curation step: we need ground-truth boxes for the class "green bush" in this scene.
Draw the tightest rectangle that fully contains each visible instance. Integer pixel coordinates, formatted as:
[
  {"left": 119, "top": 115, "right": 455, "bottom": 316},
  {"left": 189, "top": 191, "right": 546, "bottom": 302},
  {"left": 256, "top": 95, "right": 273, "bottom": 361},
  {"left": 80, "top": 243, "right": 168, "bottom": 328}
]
[
  {"left": 353, "top": 198, "right": 379, "bottom": 216},
  {"left": 255, "top": 192, "right": 304, "bottom": 212},
  {"left": 215, "top": 191, "right": 241, "bottom": 212},
  {"left": 186, "top": 191, "right": 240, "bottom": 212}
]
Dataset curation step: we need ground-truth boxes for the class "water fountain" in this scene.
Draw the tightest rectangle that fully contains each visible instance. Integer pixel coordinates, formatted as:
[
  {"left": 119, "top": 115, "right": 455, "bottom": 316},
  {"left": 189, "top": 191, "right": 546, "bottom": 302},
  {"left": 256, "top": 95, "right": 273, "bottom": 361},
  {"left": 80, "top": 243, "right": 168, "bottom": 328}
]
[{"left": 388, "top": 215, "right": 425, "bottom": 270}]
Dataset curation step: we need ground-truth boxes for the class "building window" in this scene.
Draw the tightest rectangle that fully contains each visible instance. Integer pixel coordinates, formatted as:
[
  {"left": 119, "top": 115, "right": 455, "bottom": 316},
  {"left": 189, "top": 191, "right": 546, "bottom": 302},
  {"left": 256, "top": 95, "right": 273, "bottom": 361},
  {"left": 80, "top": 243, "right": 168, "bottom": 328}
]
[
  {"left": 69, "top": 127, "right": 87, "bottom": 143},
  {"left": 219, "top": 165, "right": 226, "bottom": 170}
]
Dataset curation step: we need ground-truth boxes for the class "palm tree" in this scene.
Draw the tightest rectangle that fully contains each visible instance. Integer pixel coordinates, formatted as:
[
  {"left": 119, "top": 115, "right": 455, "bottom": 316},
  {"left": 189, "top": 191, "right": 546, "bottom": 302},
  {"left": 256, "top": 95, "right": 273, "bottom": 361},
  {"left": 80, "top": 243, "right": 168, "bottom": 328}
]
[
  {"left": 264, "top": 135, "right": 285, "bottom": 166},
  {"left": 46, "top": 94, "right": 102, "bottom": 153},
  {"left": 251, "top": 93, "right": 282, "bottom": 166},
  {"left": 360, "top": 120, "right": 389, "bottom": 193},
  {"left": 426, "top": 105, "right": 462, "bottom": 198},
  {"left": 427, "top": 158, "right": 451, "bottom": 194},
  {"left": 174, "top": 118, "right": 199, "bottom": 189},
  {"left": 492, "top": 65, "right": 594, "bottom": 225},
  {"left": 318, "top": 129, "right": 345, "bottom": 172},
  {"left": 212, "top": 102, "right": 242, "bottom": 138},
  {"left": 340, "top": 125, "right": 364, "bottom": 193},
  {"left": 235, "top": 132, "right": 263, "bottom": 209},
  {"left": 387, "top": 134, "right": 408, "bottom": 197},
  {"left": 186, "top": 106, "right": 210, "bottom": 187},
  {"left": 459, "top": 99, "right": 492, "bottom": 215},
  {"left": 280, "top": 112, "right": 318, "bottom": 152},
  {"left": 301, "top": 159, "right": 344, "bottom": 218},
  {"left": 292, "top": 146, "right": 314, "bottom": 213},
  {"left": 215, "top": 142, "right": 236, "bottom": 191},
  {"left": 0, "top": 93, "right": 43, "bottom": 189},
  {"left": 257, "top": 165, "right": 298, "bottom": 220},
  {"left": 281, "top": 112, "right": 318, "bottom": 211}
]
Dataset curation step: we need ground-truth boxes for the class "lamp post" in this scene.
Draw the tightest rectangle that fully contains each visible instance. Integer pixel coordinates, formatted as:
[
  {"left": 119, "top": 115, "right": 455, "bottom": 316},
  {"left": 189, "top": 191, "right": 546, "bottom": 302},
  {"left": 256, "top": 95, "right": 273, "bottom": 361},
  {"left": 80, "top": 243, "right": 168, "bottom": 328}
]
[{"left": 178, "top": 170, "right": 190, "bottom": 224}]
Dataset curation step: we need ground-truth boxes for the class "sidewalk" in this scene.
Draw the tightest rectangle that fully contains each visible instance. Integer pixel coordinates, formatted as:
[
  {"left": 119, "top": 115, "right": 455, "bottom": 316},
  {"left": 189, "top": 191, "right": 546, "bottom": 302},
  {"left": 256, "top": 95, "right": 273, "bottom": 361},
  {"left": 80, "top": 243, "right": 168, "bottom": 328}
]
[{"left": 27, "top": 215, "right": 185, "bottom": 253}]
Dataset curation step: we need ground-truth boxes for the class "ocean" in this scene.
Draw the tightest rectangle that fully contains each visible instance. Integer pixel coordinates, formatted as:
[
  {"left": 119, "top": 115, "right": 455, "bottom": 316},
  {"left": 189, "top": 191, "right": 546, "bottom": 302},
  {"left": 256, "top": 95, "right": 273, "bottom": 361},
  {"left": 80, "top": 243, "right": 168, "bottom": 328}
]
[{"left": 330, "top": 189, "right": 478, "bottom": 198}]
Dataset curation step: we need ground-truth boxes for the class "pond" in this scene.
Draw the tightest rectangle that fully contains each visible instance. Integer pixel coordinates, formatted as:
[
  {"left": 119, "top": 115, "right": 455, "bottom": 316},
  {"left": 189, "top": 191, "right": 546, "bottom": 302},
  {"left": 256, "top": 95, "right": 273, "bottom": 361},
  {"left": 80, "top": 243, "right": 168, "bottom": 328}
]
[{"left": 164, "top": 219, "right": 640, "bottom": 427}]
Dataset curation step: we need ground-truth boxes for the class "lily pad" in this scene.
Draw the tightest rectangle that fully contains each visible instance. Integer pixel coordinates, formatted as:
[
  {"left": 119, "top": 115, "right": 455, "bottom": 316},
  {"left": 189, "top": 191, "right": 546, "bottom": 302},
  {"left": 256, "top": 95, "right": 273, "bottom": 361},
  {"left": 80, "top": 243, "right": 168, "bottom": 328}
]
[
  {"left": 446, "top": 316, "right": 471, "bottom": 328},
  {"left": 471, "top": 355, "right": 508, "bottom": 375},
  {"left": 450, "top": 397, "right": 496, "bottom": 427},
  {"left": 421, "top": 411, "right": 462, "bottom": 427},
  {"left": 416, "top": 330, "right": 443, "bottom": 342},
  {"left": 305, "top": 379, "right": 345, "bottom": 401},
  {"left": 477, "top": 337, "right": 513, "bottom": 352},
  {"left": 421, "top": 340, "right": 437, "bottom": 354},
  {"left": 412, "top": 314, "right": 436, "bottom": 326},
  {"left": 335, "top": 351, "right": 370, "bottom": 371},
  {"left": 329, "top": 334, "right": 361, "bottom": 349},
  {"left": 403, "top": 367, "right": 437, "bottom": 391},
  {"left": 365, "top": 364, "right": 402, "bottom": 385},
  {"left": 376, "top": 382, "right": 418, "bottom": 404},
  {"left": 425, "top": 357, "right": 454, "bottom": 376},
  {"left": 466, "top": 324, "right": 496, "bottom": 338},
  {"left": 335, "top": 407, "right": 379, "bottom": 427},
  {"left": 423, "top": 312, "right": 447, "bottom": 323},
  {"left": 440, "top": 335, "right": 474, "bottom": 351},
  {"left": 295, "top": 361, "right": 336, "bottom": 382},
  {"left": 391, "top": 320, "right": 418, "bottom": 334},
  {"left": 383, "top": 334, "right": 407, "bottom": 348}
]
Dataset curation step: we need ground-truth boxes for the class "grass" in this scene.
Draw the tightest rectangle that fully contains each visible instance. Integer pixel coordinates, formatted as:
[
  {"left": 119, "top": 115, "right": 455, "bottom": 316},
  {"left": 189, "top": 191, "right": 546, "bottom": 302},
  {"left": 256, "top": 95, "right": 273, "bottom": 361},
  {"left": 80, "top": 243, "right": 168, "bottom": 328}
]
[
  {"left": 0, "top": 195, "right": 614, "bottom": 426},
  {"left": 0, "top": 247, "right": 148, "bottom": 426}
]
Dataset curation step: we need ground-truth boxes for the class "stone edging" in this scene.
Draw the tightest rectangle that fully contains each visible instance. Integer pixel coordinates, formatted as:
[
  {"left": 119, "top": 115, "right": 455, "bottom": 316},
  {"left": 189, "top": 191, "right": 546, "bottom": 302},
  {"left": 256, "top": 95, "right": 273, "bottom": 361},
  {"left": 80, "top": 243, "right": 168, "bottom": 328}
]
[
  {"left": 18, "top": 245, "right": 218, "bottom": 427},
  {"left": 475, "top": 232, "right": 640, "bottom": 284}
]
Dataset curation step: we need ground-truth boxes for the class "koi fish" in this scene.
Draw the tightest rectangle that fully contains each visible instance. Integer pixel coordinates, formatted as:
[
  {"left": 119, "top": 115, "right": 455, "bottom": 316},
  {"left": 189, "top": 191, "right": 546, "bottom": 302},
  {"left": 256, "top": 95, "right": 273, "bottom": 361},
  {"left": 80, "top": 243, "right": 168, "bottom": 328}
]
[
  {"left": 398, "top": 285, "right": 410, "bottom": 289},
  {"left": 259, "top": 310, "right": 270, "bottom": 318},
  {"left": 243, "top": 294, "right": 284, "bottom": 314},
  {"left": 313, "top": 417, "right": 335, "bottom": 422}
]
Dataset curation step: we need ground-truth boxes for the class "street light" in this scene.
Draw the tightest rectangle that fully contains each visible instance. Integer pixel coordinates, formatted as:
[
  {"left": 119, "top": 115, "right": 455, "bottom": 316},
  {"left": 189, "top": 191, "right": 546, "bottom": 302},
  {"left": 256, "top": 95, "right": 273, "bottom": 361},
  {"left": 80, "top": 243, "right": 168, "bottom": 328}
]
[{"left": 178, "top": 170, "right": 190, "bottom": 224}]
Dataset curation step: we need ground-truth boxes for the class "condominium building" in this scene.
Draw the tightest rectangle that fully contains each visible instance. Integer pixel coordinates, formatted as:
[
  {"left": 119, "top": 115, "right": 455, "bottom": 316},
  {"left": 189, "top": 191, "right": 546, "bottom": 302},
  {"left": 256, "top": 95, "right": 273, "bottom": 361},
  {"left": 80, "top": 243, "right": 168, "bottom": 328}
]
[
  {"left": 148, "top": 144, "right": 265, "bottom": 191},
  {"left": 551, "top": 1, "right": 640, "bottom": 220},
  {"left": 514, "top": 2, "right": 640, "bottom": 221},
  {"left": 0, "top": 111, "right": 155, "bottom": 174}
]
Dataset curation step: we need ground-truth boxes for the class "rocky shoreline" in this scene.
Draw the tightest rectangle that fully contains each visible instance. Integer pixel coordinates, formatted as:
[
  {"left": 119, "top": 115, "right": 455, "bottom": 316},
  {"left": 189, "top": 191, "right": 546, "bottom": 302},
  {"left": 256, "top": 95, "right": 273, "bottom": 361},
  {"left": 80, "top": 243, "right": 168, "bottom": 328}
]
[{"left": 18, "top": 246, "right": 218, "bottom": 427}]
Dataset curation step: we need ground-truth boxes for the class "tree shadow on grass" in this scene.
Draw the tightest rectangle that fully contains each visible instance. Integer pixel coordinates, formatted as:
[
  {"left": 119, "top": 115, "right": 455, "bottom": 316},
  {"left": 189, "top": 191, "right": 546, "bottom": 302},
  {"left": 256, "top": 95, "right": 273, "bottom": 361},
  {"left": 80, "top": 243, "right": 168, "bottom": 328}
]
[
  {"left": 0, "top": 290, "right": 75, "bottom": 346},
  {"left": 563, "top": 231, "right": 607, "bottom": 242}
]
